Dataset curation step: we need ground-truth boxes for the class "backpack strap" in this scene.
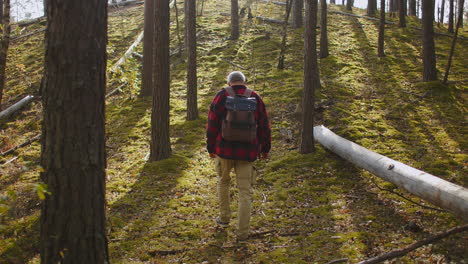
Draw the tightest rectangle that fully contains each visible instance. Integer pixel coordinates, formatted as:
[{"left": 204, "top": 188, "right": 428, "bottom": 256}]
[
  {"left": 243, "top": 88, "right": 253, "bottom": 98},
  {"left": 224, "top": 86, "right": 236, "bottom": 97}
]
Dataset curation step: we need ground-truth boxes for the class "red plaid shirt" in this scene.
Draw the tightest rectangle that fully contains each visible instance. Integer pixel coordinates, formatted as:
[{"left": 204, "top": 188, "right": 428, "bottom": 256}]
[{"left": 206, "top": 85, "right": 271, "bottom": 162}]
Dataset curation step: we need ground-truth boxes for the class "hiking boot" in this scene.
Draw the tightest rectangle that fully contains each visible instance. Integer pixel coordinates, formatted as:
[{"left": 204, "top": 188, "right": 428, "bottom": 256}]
[{"left": 215, "top": 216, "right": 229, "bottom": 228}]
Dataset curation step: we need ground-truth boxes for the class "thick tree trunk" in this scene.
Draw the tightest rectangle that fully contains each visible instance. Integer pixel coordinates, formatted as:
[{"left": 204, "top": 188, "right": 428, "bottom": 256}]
[
  {"left": 231, "top": 0, "right": 240, "bottom": 40},
  {"left": 346, "top": 0, "right": 354, "bottom": 10},
  {"left": 0, "top": 0, "right": 10, "bottom": 111},
  {"left": 448, "top": 0, "right": 454, "bottom": 32},
  {"left": 367, "top": 0, "right": 377, "bottom": 16},
  {"left": 186, "top": 0, "right": 198, "bottom": 120},
  {"left": 300, "top": 0, "right": 320, "bottom": 154},
  {"left": 141, "top": 0, "right": 154, "bottom": 97},
  {"left": 277, "top": 0, "right": 293, "bottom": 69},
  {"left": 292, "top": 0, "right": 303, "bottom": 28},
  {"left": 443, "top": 0, "right": 465, "bottom": 83},
  {"left": 0, "top": 95, "right": 34, "bottom": 120},
  {"left": 40, "top": 0, "right": 109, "bottom": 262},
  {"left": 319, "top": 0, "right": 329, "bottom": 58},
  {"left": 314, "top": 126, "right": 468, "bottom": 220},
  {"left": 378, "top": 0, "right": 386, "bottom": 57},
  {"left": 150, "top": 0, "right": 172, "bottom": 161},
  {"left": 398, "top": 0, "right": 406, "bottom": 27},
  {"left": 422, "top": 0, "right": 438, "bottom": 81}
]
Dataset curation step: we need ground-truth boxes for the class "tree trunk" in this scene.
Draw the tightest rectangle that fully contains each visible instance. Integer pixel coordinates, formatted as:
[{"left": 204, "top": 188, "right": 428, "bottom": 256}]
[
  {"left": 292, "top": 0, "right": 303, "bottom": 28},
  {"left": 378, "top": 0, "right": 386, "bottom": 57},
  {"left": 43, "top": 0, "right": 47, "bottom": 16},
  {"left": 40, "top": 0, "right": 109, "bottom": 262},
  {"left": 231, "top": 0, "right": 240, "bottom": 40},
  {"left": 448, "top": 0, "right": 454, "bottom": 32},
  {"left": 300, "top": 0, "right": 320, "bottom": 154},
  {"left": 150, "top": 0, "right": 172, "bottom": 161},
  {"left": 277, "top": 0, "right": 293, "bottom": 69},
  {"left": 319, "top": 0, "right": 329, "bottom": 58},
  {"left": 443, "top": 0, "right": 465, "bottom": 83},
  {"left": 174, "top": 0, "right": 183, "bottom": 57},
  {"left": 346, "top": 0, "right": 353, "bottom": 10},
  {"left": 398, "top": 0, "right": 406, "bottom": 27},
  {"left": 186, "top": 0, "right": 198, "bottom": 120},
  {"left": 440, "top": 0, "right": 446, "bottom": 23},
  {"left": 408, "top": 0, "right": 416, "bottom": 16},
  {"left": 457, "top": 0, "right": 463, "bottom": 27},
  {"left": 314, "top": 126, "right": 468, "bottom": 220},
  {"left": 141, "top": 0, "right": 154, "bottom": 97},
  {"left": 367, "top": 0, "right": 377, "bottom": 16},
  {"left": 422, "top": 0, "right": 438, "bottom": 81},
  {"left": 331, "top": 0, "right": 336, "bottom": 3},
  {"left": 0, "top": 0, "right": 10, "bottom": 111}
]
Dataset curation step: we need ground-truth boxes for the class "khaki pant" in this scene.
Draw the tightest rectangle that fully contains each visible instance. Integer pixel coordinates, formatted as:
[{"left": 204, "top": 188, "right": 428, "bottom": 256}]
[{"left": 215, "top": 156, "right": 254, "bottom": 240}]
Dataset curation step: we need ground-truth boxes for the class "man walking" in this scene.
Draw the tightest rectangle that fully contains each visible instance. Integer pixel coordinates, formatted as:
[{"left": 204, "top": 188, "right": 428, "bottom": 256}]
[{"left": 206, "top": 71, "right": 271, "bottom": 241}]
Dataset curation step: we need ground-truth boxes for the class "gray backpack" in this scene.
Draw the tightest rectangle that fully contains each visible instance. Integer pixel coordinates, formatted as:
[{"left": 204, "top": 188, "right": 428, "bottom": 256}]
[{"left": 222, "top": 87, "right": 257, "bottom": 142}]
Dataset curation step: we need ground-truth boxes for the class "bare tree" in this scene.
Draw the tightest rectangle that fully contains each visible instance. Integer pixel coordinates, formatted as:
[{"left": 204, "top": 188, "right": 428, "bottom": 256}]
[
  {"left": 186, "top": 0, "right": 198, "bottom": 120},
  {"left": 399, "top": 0, "right": 406, "bottom": 27},
  {"left": 378, "top": 0, "right": 386, "bottom": 57},
  {"left": 367, "top": 0, "right": 377, "bottom": 16},
  {"left": 448, "top": 0, "right": 454, "bottom": 32},
  {"left": 444, "top": 0, "right": 465, "bottom": 83},
  {"left": 422, "top": 0, "right": 438, "bottom": 81},
  {"left": 301, "top": 0, "right": 320, "bottom": 154},
  {"left": 141, "top": 0, "right": 154, "bottom": 97},
  {"left": 278, "top": 0, "right": 293, "bottom": 69},
  {"left": 231, "top": 0, "right": 240, "bottom": 39},
  {"left": 150, "top": 0, "right": 172, "bottom": 160},
  {"left": 292, "top": 0, "right": 303, "bottom": 28},
  {"left": 0, "top": 0, "right": 10, "bottom": 110},
  {"left": 319, "top": 0, "right": 329, "bottom": 58},
  {"left": 40, "top": 0, "right": 109, "bottom": 262}
]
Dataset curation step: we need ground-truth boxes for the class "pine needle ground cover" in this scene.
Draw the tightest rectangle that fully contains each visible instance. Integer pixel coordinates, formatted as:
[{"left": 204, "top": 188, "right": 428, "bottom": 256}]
[{"left": 0, "top": 1, "right": 467, "bottom": 263}]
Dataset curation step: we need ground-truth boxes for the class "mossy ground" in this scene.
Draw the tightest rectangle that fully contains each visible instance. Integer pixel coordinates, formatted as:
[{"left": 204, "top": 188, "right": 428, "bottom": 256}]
[{"left": 1, "top": 1, "right": 467, "bottom": 263}]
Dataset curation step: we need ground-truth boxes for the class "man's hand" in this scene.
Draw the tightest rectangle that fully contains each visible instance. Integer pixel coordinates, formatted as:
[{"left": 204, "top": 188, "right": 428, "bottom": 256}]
[
  {"left": 209, "top": 153, "right": 217, "bottom": 159},
  {"left": 259, "top": 152, "right": 270, "bottom": 160}
]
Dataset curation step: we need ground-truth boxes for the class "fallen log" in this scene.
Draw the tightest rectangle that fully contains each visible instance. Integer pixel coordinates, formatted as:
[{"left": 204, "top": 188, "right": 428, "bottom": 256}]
[
  {"left": 1, "top": 134, "right": 41, "bottom": 156},
  {"left": 11, "top": 29, "right": 46, "bottom": 42},
  {"left": 17, "top": 16, "right": 46, "bottom": 27},
  {"left": 111, "top": 31, "right": 144, "bottom": 72},
  {"left": 220, "top": 58, "right": 249, "bottom": 70},
  {"left": 220, "top": 12, "right": 287, "bottom": 24},
  {"left": 357, "top": 224, "right": 468, "bottom": 264},
  {"left": 108, "top": 0, "right": 144, "bottom": 8},
  {"left": 313, "top": 125, "right": 468, "bottom": 220},
  {"left": 0, "top": 95, "right": 35, "bottom": 120}
]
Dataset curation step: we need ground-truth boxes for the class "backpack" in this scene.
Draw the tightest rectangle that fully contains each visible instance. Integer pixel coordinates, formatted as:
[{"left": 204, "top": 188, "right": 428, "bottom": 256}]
[{"left": 222, "top": 86, "right": 257, "bottom": 143}]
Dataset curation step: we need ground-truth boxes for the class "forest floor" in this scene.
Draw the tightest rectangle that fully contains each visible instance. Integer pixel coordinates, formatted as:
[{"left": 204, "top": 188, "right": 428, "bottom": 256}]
[{"left": 1, "top": 1, "right": 467, "bottom": 263}]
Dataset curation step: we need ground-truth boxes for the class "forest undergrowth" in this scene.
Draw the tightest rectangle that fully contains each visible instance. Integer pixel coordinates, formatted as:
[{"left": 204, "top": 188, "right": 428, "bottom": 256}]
[{"left": 0, "top": 1, "right": 467, "bottom": 263}]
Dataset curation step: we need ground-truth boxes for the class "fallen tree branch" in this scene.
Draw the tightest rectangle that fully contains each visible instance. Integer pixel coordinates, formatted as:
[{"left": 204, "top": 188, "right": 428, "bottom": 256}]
[
  {"left": 1, "top": 134, "right": 41, "bottom": 156},
  {"left": 314, "top": 125, "right": 468, "bottom": 220},
  {"left": 220, "top": 12, "right": 287, "bottom": 24},
  {"left": 11, "top": 29, "right": 46, "bottom": 42},
  {"left": 105, "top": 84, "right": 125, "bottom": 99},
  {"left": 109, "top": 0, "right": 144, "bottom": 8},
  {"left": 220, "top": 58, "right": 249, "bottom": 70},
  {"left": 357, "top": 224, "right": 468, "bottom": 264},
  {"left": 1, "top": 156, "right": 18, "bottom": 166},
  {"left": 111, "top": 31, "right": 144, "bottom": 72},
  {"left": 326, "top": 258, "right": 348, "bottom": 264},
  {"left": 0, "top": 95, "right": 35, "bottom": 120},
  {"left": 16, "top": 16, "right": 46, "bottom": 27}
]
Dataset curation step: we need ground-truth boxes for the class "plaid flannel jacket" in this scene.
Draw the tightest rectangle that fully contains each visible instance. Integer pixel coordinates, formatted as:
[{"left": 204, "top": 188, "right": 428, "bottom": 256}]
[{"left": 206, "top": 85, "right": 271, "bottom": 162}]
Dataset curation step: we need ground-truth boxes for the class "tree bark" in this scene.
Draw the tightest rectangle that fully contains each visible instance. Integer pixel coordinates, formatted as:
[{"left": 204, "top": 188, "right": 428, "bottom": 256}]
[
  {"left": 367, "top": 0, "right": 377, "bottom": 16},
  {"left": 314, "top": 126, "right": 468, "bottom": 220},
  {"left": 277, "top": 0, "right": 293, "bottom": 69},
  {"left": 457, "top": 0, "right": 463, "bottom": 27},
  {"left": 422, "top": 0, "right": 438, "bottom": 81},
  {"left": 150, "top": 0, "right": 172, "bottom": 161},
  {"left": 0, "top": 0, "right": 11, "bottom": 111},
  {"left": 40, "top": 0, "right": 109, "bottom": 262},
  {"left": 300, "top": 0, "right": 320, "bottom": 154},
  {"left": 231, "top": 0, "right": 240, "bottom": 40},
  {"left": 292, "top": 0, "right": 303, "bottom": 28},
  {"left": 378, "top": 0, "right": 386, "bottom": 57},
  {"left": 408, "top": 0, "right": 416, "bottom": 16},
  {"left": 186, "top": 0, "right": 198, "bottom": 120},
  {"left": 448, "top": 0, "right": 454, "bottom": 32},
  {"left": 443, "top": 0, "right": 465, "bottom": 83},
  {"left": 440, "top": 0, "right": 446, "bottom": 23},
  {"left": 141, "top": 0, "right": 154, "bottom": 97},
  {"left": 346, "top": 0, "right": 354, "bottom": 10},
  {"left": 398, "top": 0, "right": 406, "bottom": 27},
  {"left": 319, "top": 0, "right": 329, "bottom": 58},
  {"left": 331, "top": 0, "right": 336, "bottom": 4}
]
